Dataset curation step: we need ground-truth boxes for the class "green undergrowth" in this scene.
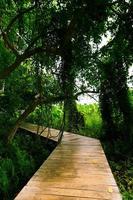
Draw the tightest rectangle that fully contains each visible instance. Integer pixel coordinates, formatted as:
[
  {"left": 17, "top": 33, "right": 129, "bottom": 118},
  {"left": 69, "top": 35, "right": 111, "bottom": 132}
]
[
  {"left": 77, "top": 103, "right": 103, "bottom": 138},
  {"left": 102, "top": 140, "right": 133, "bottom": 200},
  {"left": 27, "top": 104, "right": 63, "bottom": 130},
  {"left": 27, "top": 102, "right": 133, "bottom": 200},
  {"left": 0, "top": 129, "right": 56, "bottom": 200},
  {"left": 27, "top": 103, "right": 103, "bottom": 137},
  {"left": 77, "top": 103, "right": 133, "bottom": 200}
]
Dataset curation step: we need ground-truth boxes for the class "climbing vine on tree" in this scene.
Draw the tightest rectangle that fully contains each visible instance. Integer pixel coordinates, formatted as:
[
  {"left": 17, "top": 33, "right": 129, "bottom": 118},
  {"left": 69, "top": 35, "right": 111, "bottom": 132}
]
[{"left": 0, "top": 0, "right": 132, "bottom": 143}]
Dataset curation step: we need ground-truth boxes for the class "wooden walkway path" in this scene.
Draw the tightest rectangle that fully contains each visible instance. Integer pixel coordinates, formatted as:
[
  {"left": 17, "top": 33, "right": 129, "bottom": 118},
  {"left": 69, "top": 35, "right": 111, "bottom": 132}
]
[{"left": 15, "top": 123, "right": 122, "bottom": 200}]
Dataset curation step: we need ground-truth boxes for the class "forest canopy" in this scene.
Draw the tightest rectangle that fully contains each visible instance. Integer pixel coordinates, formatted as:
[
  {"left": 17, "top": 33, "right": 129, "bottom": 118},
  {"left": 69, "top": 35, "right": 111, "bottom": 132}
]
[
  {"left": 0, "top": 1, "right": 133, "bottom": 199},
  {"left": 0, "top": 0, "right": 133, "bottom": 143}
]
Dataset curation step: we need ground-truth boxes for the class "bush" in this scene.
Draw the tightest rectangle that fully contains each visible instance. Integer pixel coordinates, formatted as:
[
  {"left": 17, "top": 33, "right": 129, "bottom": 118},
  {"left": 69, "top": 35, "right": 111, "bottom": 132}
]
[
  {"left": 102, "top": 139, "right": 133, "bottom": 200},
  {"left": 77, "top": 103, "right": 103, "bottom": 138},
  {"left": 0, "top": 139, "right": 34, "bottom": 199},
  {"left": 0, "top": 159, "right": 14, "bottom": 198},
  {"left": 27, "top": 104, "right": 63, "bottom": 129},
  {"left": 0, "top": 129, "right": 55, "bottom": 200}
]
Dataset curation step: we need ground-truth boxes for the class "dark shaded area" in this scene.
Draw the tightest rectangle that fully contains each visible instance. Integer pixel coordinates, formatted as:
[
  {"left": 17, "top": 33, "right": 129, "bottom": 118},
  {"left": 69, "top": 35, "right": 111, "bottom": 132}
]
[
  {"left": 102, "top": 139, "right": 133, "bottom": 199},
  {"left": 0, "top": 129, "right": 57, "bottom": 200}
]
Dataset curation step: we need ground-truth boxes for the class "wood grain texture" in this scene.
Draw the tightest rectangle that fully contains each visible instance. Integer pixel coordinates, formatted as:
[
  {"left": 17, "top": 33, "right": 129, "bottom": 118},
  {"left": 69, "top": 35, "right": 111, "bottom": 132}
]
[{"left": 15, "top": 123, "right": 122, "bottom": 200}]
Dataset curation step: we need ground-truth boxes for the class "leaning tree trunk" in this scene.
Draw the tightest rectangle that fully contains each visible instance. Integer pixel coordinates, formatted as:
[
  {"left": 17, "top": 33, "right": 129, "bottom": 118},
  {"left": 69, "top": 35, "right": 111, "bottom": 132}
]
[
  {"left": 7, "top": 93, "right": 66, "bottom": 143},
  {"left": 7, "top": 97, "right": 40, "bottom": 143}
]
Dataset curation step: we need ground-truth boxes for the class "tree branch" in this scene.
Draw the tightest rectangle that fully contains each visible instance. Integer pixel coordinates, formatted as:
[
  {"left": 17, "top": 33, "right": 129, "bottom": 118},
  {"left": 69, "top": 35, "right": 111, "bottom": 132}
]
[
  {"left": 75, "top": 90, "right": 99, "bottom": 99},
  {"left": 7, "top": 94, "right": 65, "bottom": 143},
  {"left": 87, "top": 94, "right": 99, "bottom": 103},
  {"left": 6, "top": 5, "right": 36, "bottom": 33},
  {"left": 0, "top": 57, "right": 23, "bottom": 80},
  {"left": 25, "top": 35, "right": 41, "bottom": 52},
  {"left": 0, "top": 46, "right": 61, "bottom": 80},
  {"left": 7, "top": 96, "right": 40, "bottom": 143},
  {"left": 1, "top": 31, "right": 19, "bottom": 56}
]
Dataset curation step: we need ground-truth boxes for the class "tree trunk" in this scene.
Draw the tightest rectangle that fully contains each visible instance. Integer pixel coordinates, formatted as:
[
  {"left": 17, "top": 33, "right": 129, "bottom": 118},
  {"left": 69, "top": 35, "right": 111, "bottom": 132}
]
[
  {"left": 99, "top": 80, "right": 117, "bottom": 140},
  {"left": 100, "top": 60, "right": 133, "bottom": 142},
  {"left": 7, "top": 97, "right": 40, "bottom": 143},
  {"left": 7, "top": 94, "right": 67, "bottom": 143},
  {"left": 60, "top": 36, "right": 84, "bottom": 132},
  {"left": 114, "top": 61, "right": 133, "bottom": 142}
]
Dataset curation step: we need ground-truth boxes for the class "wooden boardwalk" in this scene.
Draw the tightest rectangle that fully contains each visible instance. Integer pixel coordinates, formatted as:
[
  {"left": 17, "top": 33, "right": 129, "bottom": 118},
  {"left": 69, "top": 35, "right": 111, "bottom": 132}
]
[{"left": 15, "top": 123, "right": 122, "bottom": 200}]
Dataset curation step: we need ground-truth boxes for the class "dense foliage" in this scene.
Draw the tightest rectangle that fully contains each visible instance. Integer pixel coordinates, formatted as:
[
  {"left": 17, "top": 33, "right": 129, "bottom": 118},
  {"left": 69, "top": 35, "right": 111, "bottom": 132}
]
[
  {"left": 0, "top": 0, "right": 132, "bottom": 141},
  {"left": 0, "top": 0, "right": 133, "bottom": 199},
  {"left": 0, "top": 129, "right": 56, "bottom": 200}
]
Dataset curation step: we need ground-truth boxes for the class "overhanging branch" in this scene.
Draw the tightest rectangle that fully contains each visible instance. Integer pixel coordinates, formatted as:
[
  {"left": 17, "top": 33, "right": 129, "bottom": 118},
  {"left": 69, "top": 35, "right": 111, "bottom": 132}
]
[
  {"left": 0, "top": 46, "right": 60, "bottom": 80},
  {"left": 1, "top": 31, "right": 19, "bottom": 56},
  {"left": 75, "top": 90, "right": 99, "bottom": 99},
  {"left": 6, "top": 5, "right": 36, "bottom": 33},
  {"left": 7, "top": 93, "right": 65, "bottom": 143}
]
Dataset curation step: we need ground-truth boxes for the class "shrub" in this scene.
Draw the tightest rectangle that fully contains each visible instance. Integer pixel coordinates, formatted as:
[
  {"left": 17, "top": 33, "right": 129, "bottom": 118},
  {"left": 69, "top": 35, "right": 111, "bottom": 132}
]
[{"left": 0, "top": 129, "right": 54, "bottom": 200}]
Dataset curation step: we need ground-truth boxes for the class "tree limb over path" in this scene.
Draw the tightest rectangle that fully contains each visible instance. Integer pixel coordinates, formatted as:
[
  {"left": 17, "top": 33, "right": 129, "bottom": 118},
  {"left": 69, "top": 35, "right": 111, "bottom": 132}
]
[
  {"left": 7, "top": 94, "right": 65, "bottom": 143},
  {"left": 0, "top": 46, "right": 60, "bottom": 80},
  {"left": 7, "top": 88, "right": 98, "bottom": 143},
  {"left": 0, "top": 2, "right": 81, "bottom": 80}
]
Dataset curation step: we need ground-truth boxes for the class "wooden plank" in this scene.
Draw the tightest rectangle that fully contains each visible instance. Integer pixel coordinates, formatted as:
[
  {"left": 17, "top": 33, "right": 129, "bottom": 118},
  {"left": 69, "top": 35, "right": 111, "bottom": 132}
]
[
  {"left": 16, "top": 186, "right": 121, "bottom": 199},
  {"left": 15, "top": 123, "right": 122, "bottom": 200},
  {"left": 15, "top": 193, "right": 111, "bottom": 200},
  {"left": 20, "top": 123, "right": 60, "bottom": 142},
  {"left": 27, "top": 180, "right": 120, "bottom": 193}
]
